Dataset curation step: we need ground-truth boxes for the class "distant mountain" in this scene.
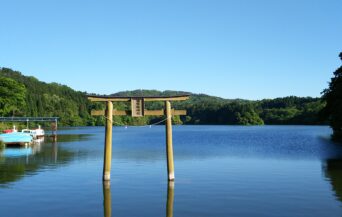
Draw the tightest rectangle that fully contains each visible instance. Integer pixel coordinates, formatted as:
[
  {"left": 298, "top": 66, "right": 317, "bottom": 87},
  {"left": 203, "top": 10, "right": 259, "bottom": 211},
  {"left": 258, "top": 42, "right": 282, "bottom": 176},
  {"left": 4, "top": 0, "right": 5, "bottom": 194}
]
[
  {"left": 110, "top": 89, "right": 325, "bottom": 125},
  {"left": 0, "top": 67, "right": 326, "bottom": 126}
]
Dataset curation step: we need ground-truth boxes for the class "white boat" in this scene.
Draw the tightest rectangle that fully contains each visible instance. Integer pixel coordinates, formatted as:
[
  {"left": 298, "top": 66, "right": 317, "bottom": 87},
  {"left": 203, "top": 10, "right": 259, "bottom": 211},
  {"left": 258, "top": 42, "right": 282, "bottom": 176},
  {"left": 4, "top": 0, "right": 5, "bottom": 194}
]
[
  {"left": 21, "top": 129, "right": 37, "bottom": 139},
  {"left": 21, "top": 125, "right": 45, "bottom": 139},
  {"left": 35, "top": 125, "right": 45, "bottom": 138}
]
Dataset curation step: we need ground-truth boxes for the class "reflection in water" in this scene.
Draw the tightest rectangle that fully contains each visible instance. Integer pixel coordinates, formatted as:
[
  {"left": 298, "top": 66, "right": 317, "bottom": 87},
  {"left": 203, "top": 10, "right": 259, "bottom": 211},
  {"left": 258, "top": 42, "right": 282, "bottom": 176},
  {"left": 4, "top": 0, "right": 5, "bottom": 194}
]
[
  {"left": 33, "top": 137, "right": 45, "bottom": 145},
  {"left": 101, "top": 181, "right": 175, "bottom": 217},
  {"left": 103, "top": 181, "right": 112, "bottom": 217},
  {"left": 2, "top": 126, "right": 341, "bottom": 217},
  {"left": 55, "top": 134, "right": 91, "bottom": 142},
  {"left": 52, "top": 142, "right": 58, "bottom": 163},
  {"left": 323, "top": 159, "right": 342, "bottom": 202},
  {"left": 2, "top": 147, "right": 33, "bottom": 157},
  {"left": 0, "top": 140, "right": 74, "bottom": 186},
  {"left": 167, "top": 181, "right": 175, "bottom": 217}
]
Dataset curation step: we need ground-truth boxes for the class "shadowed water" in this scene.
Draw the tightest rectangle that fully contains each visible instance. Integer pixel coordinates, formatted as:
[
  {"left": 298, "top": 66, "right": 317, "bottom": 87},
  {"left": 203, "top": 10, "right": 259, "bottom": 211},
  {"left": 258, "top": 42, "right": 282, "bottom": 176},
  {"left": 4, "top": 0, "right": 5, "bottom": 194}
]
[{"left": 0, "top": 126, "right": 342, "bottom": 217}]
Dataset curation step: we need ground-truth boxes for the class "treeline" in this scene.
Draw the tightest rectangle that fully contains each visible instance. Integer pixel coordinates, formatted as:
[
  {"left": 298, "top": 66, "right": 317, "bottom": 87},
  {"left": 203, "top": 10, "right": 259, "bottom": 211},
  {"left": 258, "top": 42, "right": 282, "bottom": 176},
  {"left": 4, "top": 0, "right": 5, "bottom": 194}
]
[
  {"left": 0, "top": 67, "right": 326, "bottom": 127},
  {"left": 321, "top": 53, "right": 342, "bottom": 141},
  {"left": 0, "top": 68, "right": 93, "bottom": 126},
  {"left": 184, "top": 96, "right": 325, "bottom": 125},
  {"left": 113, "top": 90, "right": 326, "bottom": 125}
]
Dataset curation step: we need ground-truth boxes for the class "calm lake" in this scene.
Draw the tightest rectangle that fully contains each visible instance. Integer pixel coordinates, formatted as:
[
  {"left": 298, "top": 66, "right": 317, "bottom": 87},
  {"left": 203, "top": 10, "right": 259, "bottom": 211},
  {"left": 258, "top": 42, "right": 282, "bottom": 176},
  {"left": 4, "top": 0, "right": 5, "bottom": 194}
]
[{"left": 1, "top": 126, "right": 342, "bottom": 217}]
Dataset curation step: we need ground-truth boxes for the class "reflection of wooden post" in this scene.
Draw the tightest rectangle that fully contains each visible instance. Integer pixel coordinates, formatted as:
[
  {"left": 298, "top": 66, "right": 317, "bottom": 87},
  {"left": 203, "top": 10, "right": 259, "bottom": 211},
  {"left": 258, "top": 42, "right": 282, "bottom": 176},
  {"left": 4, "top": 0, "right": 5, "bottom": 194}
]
[
  {"left": 52, "top": 142, "right": 58, "bottom": 163},
  {"left": 165, "top": 101, "right": 175, "bottom": 181},
  {"left": 51, "top": 121, "right": 58, "bottom": 142},
  {"left": 166, "top": 181, "right": 174, "bottom": 217},
  {"left": 103, "top": 181, "right": 112, "bottom": 217},
  {"left": 103, "top": 101, "right": 113, "bottom": 181}
]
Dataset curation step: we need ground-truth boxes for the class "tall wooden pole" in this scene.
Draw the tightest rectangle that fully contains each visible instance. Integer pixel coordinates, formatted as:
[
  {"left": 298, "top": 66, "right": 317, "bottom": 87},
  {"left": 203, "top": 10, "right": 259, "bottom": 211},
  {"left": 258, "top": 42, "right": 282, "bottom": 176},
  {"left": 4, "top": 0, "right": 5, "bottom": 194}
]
[
  {"left": 103, "top": 181, "right": 112, "bottom": 217},
  {"left": 165, "top": 101, "right": 175, "bottom": 181},
  {"left": 54, "top": 119, "right": 58, "bottom": 142},
  {"left": 166, "top": 181, "right": 174, "bottom": 217},
  {"left": 103, "top": 101, "right": 113, "bottom": 181}
]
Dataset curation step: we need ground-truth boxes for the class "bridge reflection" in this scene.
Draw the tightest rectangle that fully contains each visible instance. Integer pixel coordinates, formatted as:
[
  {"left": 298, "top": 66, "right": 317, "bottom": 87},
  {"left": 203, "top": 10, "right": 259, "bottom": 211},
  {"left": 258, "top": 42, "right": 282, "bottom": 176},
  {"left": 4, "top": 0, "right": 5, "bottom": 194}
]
[
  {"left": 0, "top": 137, "right": 74, "bottom": 186},
  {"left": 323, "top": 159, "right": 342, "bottom": 202}
]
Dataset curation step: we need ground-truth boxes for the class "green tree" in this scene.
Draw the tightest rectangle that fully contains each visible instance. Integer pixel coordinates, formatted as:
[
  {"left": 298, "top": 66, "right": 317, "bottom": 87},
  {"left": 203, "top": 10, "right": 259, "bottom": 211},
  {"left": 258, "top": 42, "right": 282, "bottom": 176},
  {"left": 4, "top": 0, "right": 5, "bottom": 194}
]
[
  {"left": 0, "top": 67, "right": 328, "bottom": 127},
  {"left": 0, "top": 77, "right": 26, "bottom": 116},
  {"left": 322, "top": 53, "right": 342, "bottom": 141}
]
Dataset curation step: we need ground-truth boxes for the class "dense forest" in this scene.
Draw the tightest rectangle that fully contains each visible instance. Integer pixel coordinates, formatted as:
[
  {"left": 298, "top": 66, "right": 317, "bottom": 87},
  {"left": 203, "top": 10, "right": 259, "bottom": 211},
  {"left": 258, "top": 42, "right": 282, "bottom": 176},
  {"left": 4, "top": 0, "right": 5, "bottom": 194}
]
[
  {"left": 322, "top": 53, "right": 342, "bottom": 141},
  {"left": 0, "top": 67, "right": 327, "bottom": 127},
  {"left": 0, "top": 68, "right": 93, "bottom": 126}
]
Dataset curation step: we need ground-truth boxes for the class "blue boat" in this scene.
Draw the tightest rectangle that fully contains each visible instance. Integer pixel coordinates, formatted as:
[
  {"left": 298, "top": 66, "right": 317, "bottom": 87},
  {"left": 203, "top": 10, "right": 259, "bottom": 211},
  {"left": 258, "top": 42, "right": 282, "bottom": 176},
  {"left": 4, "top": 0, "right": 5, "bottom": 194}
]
[{"left": 0, "top": 132, "right": 33, "bottom": 146}]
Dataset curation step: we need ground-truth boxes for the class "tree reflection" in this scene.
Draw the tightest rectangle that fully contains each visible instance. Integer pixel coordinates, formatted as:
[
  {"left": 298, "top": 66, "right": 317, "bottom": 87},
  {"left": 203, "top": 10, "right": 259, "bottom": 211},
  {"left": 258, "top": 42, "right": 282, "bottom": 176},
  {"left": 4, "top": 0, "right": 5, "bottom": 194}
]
[
  {"left": 0, "top": 139, "right": 74, "bottom": 186},
  {"left": 323, "top": 159, "right": 342, "bottom": 202}
]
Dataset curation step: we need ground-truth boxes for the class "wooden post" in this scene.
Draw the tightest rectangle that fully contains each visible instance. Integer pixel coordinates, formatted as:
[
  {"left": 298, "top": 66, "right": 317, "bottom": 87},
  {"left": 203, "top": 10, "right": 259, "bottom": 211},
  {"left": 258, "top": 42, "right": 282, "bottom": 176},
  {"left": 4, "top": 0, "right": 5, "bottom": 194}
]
[
  {"left": 103, "top": 101, "right": 113, "bottom": 181},
  {"left": 88, "top": 95, "right": 189, "bottom": 181},
  {"left": 55, "top": 119, "right": 58, "bottom": 132},
  {"left": 165, "top": 101, "right": 175, "bottom": 181},
  {"left": 51, "top": 121, "right": 58, "bottom": 142},
  {"left": 54, "top": 118, "right": 58, "bottom": 141},
  {"left": 166, "top": 181, "right": 175, "bottom": 217},
  {"left": 103, "top": 181, "right": 112, "bottom": 217}
]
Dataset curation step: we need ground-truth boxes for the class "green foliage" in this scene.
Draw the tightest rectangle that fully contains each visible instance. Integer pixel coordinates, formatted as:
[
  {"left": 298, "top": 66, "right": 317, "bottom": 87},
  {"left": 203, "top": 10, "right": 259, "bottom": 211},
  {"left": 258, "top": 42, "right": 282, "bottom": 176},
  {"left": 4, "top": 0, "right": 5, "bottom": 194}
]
[
  {"left": 322, "top": 52, "right": 342, "bottom": 141},
  {"left": 236, "top": 111, "right": 264, "bottom": 125},
  {"left": 0, "top": 68, "right": 92, "bottom": 126},
  {"left": 172, "top": 115, "right": 183, "bottom": 125},
  {"left": 0, "top": 68, "right": 327, "bottom": 127},
  {"left": 0, "top": 140, "right": 5, "bottom": 150},
  {"left": 0, "top": 77, "right": 26, "bottom": 116},
  {"left": 258, "top": 97, "right": 326, "bottom": 125}
]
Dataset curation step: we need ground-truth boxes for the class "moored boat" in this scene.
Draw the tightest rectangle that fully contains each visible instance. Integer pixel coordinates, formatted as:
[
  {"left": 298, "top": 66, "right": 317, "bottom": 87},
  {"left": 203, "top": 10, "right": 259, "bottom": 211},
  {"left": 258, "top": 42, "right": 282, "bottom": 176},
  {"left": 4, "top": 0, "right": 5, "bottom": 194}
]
[
  {"left": 2, "top": 125, "right": 18, "bottom": 134},
  {"left": 0, "top": 132, "right": 33, "bottom": 146},
  {"left": 21, "top": 125, "right": 45, "bottom": 139},
  {"left": 35, "top": 125, "right": 45, "bottom": 138}
]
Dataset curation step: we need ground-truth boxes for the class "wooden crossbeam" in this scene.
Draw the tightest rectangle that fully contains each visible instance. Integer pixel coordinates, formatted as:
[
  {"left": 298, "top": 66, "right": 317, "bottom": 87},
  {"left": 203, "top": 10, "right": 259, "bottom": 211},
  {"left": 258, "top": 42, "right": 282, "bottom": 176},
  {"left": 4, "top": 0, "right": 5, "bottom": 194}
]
[
  {"left": 87, "top": 95, "right": 190, "bottom": 102},
  {"left": 88, "top": 95, "right": 189, "bottom": 182},
  {"left": 91, "top": 109, "right": 186, "bottom": 116}
]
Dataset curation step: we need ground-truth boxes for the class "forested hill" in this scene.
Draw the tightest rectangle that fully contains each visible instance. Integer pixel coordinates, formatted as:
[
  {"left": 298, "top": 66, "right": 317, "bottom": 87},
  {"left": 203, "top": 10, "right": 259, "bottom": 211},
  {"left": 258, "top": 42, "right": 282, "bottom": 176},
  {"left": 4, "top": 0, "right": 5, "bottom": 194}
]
[
  {"left": 0, "top": 67, "right": 92, "bottom": 126},
  {"left": 0, "top": 67, "right": 326, "bottom": 126}
]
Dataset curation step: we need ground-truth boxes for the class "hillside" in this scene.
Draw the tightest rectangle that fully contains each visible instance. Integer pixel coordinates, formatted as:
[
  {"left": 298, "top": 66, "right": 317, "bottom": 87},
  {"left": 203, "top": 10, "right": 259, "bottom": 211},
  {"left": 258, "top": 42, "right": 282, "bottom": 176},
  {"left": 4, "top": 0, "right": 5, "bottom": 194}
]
[
  {"left": 0, "top": 67, "right": 326, "bottom": 126},
  {"left": 111, "top": 90, "right": 326, "bottom": 125},
  {"left": 0, "top": 67, "right": 92, "bottom": 126}
]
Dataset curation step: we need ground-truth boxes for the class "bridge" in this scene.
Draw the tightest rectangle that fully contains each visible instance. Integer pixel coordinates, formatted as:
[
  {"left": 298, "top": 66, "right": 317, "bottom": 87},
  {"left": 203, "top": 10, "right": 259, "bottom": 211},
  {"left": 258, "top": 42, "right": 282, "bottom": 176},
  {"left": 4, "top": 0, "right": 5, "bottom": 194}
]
[
  {"left": 0, "top": 117, "right": 59, "bottom": 140},
  {"left": 0, "top": 117, "right": 59, "bottom": 122}
]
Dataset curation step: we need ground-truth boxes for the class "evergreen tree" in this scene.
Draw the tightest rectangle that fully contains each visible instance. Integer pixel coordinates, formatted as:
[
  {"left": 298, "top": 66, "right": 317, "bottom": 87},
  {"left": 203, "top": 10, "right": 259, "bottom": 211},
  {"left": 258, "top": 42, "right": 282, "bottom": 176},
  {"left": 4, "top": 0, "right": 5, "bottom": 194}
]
[
  {"left": 0, "top": 77, "right": 26, "bottom": 116},
  {"left": 322, "top": 53, "right": 342, "bottom": 141},
  {"left": 0, "top": 67, "right": 327, "bottom": 127}
]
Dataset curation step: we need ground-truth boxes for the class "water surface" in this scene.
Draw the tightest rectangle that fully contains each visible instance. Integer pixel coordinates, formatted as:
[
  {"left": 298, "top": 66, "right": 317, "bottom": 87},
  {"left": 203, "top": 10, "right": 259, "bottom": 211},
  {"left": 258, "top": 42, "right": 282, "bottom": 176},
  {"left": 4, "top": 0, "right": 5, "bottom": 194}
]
[{"left": 0, "top": 126, "right": 341, "bottom": 217}]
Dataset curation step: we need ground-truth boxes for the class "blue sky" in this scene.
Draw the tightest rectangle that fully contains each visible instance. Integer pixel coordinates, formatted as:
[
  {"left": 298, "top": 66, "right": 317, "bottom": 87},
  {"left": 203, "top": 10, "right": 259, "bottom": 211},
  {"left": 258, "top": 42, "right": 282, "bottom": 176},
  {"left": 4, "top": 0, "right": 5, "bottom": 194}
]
[{"left": 0, "top": 0, "right": 341, "bottom": 99}]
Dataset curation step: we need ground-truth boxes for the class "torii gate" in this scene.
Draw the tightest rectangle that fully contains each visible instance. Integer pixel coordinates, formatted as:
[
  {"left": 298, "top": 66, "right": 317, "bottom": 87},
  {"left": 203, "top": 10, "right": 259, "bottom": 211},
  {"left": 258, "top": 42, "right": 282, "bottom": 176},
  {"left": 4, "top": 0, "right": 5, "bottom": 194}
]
[{"left": 88, "top": 95, "right": 189, "bottom": 181}]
